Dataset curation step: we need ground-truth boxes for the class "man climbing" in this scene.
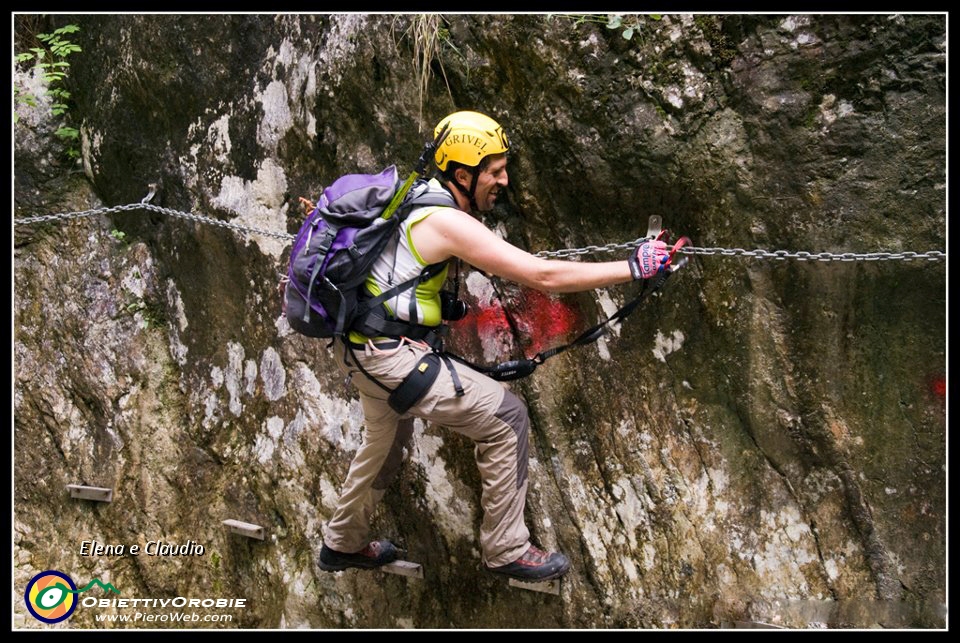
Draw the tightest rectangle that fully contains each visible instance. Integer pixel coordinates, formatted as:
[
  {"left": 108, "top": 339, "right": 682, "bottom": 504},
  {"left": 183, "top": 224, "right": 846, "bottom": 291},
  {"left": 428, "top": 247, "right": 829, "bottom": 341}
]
[{"left": 319, "top": 110, "right": 671, "bottom": 581}]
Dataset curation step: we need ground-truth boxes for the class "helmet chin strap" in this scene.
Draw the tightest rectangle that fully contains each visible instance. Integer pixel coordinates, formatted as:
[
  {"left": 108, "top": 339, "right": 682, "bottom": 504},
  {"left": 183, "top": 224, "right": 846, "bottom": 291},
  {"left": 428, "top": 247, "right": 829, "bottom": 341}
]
[{"left": 449, "top": 169, "right": 481, "bottom": 211}]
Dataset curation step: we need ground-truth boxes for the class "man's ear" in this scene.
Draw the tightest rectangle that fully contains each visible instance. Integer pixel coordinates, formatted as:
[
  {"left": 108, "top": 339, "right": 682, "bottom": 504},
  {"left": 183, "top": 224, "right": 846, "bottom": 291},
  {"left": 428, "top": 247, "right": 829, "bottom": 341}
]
[{"left": 454, "top": 166, "right": 473, "bottom": 189}]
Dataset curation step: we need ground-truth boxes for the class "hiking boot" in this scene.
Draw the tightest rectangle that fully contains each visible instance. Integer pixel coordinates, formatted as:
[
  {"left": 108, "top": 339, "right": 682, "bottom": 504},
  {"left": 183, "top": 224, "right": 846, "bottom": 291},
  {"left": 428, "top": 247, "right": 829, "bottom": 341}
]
[
  {"left": 318, "top": 540, "right": 398, "bottom": 571},
  {"left": 486, "top": 545, "right": 571, "bottom": 582}
]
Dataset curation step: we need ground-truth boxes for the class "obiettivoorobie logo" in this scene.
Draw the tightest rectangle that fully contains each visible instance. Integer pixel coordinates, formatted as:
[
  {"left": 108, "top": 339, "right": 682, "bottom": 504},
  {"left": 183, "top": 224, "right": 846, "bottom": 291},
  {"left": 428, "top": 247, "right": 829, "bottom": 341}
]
[{"left": 24, "top": 570, "right": 120, "bottom": 624}]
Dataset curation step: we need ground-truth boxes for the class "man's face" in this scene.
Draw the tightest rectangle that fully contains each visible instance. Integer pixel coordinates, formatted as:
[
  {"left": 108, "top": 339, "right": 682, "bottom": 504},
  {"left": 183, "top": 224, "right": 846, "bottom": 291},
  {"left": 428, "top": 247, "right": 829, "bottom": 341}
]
[{"left": 473, "top": 155, "right": 509, "bottom": 211}]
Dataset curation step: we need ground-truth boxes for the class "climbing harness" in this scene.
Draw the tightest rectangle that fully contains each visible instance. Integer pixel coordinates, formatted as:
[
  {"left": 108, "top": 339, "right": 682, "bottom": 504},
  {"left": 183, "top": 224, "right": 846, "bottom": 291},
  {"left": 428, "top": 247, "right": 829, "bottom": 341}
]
[
  {"left": 346, "top": 215, "right": 692, "bottom": 399},
  {"left": 343, "top": 334, "right": 466, "bottom": 414}
]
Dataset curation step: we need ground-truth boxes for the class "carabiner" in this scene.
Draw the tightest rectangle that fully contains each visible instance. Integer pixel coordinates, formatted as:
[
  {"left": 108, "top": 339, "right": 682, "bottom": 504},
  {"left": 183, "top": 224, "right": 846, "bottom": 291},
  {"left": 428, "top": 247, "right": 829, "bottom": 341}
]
[{"left": 667, "top": 236, "right": 692, "bottom": 272}]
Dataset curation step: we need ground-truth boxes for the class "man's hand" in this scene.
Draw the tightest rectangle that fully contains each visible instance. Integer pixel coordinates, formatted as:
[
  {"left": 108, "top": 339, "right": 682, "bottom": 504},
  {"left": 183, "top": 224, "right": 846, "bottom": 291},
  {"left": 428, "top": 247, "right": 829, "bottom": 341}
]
[
  {"left": 628, "top": 239, "right": 670, "bottom": 280},
  {"left": 298, "top": 197, "right": 315, "bottom": 214}
]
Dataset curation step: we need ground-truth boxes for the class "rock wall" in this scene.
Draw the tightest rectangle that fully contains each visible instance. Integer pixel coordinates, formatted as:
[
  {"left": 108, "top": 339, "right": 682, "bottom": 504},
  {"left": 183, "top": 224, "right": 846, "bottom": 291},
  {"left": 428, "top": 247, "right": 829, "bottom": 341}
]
[{"left": 14, "top": 13, "right": 945, "bottom": 629}]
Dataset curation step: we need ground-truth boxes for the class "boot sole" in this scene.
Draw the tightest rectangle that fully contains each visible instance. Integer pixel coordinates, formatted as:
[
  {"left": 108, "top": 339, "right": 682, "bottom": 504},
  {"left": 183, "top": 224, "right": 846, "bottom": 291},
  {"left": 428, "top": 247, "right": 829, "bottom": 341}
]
[
  {"left": 318, "top": 561, "right": 351, "bottom": 572},
  {"left": 487, "top": 561, "right": 571, "bottom": 582},
  {"left": 318, "top": 557, "right": 398, "bottom": 572}
]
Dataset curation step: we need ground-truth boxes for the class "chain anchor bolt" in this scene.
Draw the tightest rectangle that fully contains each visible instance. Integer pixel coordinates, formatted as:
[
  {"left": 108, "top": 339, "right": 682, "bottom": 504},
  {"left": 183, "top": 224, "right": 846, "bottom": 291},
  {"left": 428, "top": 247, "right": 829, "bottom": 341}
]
[{"left": 141, "top": 182, "right": 159, "bottom": 205}]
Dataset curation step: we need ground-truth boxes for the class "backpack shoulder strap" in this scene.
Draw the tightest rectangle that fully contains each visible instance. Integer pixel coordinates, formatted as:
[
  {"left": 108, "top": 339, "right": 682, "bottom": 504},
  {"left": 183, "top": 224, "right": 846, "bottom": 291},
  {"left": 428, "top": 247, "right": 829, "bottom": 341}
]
[{"left": 399, "top": 180, "right": 457, "bottom": 214}]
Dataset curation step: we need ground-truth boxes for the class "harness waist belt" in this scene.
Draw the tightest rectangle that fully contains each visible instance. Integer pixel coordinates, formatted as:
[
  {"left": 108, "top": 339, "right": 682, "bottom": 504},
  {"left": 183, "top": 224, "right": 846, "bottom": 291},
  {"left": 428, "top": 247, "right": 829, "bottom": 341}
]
[{"left": 347, "top": 339, "right": 403, "bottom": 351}]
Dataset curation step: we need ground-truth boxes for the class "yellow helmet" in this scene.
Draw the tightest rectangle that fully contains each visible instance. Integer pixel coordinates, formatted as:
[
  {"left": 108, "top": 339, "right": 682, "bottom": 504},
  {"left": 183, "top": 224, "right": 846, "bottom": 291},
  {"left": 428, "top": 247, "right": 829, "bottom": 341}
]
[{"left": 433, "top": 110, "right": 510, "bottom": 172}]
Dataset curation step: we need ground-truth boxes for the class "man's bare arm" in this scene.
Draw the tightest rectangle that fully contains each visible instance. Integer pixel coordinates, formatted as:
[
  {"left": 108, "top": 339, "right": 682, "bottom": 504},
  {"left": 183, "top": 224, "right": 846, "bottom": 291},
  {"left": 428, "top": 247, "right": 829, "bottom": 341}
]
[{"left": 412, "top": 208, "right": 633, "bottom": 293}]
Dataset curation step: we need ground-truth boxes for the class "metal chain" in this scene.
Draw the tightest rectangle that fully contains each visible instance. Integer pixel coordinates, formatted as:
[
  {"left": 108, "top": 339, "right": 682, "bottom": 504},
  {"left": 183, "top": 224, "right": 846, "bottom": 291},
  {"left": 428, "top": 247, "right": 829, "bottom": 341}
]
[
  {"left": 673, "top": 247, "right": 946, "bottom": 262},
  {"left": 534, "top": 238, "right": 650, "bottom": 258},
  {"left": 536, "top": 240, "right": 946, "bottom": 263},
  {"left": 14, "top": 202, "right": 295, "bottom": 242},
  {"left": 14, "top": 202, "right": 946, "bottom": 263}
]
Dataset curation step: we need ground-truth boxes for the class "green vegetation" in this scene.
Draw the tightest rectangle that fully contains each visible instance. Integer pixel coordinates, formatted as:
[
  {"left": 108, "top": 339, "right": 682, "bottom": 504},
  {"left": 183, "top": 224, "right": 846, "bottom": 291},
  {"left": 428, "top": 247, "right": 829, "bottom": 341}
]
[
  {"left": 549, "top": 13, "right": 661, "bottom": 41},
  {"left": 394, "top": 15, "right": 459, "bottom": 132},
  {"left": 692, "top": 15, "right": 738, "bottom": 68},
  {"left": 126, "top": 298, "right": 167, "bottom": 329},
  {"left": 14, "top": 23, "right": 82, "bottom": 159}
]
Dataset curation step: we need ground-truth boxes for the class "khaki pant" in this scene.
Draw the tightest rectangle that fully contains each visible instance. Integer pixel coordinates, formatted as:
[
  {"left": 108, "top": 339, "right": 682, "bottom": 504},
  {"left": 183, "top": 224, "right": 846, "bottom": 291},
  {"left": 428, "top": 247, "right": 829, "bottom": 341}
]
[{"left": 324, "top": 339, "right": 531, "bottom": 567}]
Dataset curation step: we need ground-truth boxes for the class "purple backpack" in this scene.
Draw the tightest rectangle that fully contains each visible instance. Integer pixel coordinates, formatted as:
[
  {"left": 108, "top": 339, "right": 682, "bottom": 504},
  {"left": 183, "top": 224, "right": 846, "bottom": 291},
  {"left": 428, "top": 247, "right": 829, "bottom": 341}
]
[{"left": 284, "top": 165, "right": 455, "bottom": 339}]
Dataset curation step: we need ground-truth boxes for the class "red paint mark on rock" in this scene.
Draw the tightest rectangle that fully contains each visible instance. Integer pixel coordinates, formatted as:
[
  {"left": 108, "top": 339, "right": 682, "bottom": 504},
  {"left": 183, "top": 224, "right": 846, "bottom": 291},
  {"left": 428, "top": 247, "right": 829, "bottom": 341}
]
[
  {"left": 930, "top": 376, "right": 946, "bottom": 400},
  {"left": 473, "top": 300, "right": 512, "bottom": 335},
  {"left": 514, "top": 289, "right": 582, "bottom": 354},
  {"left": 448, "top": 295, "right": 515, "bottom": 359},
  {"left": 449, "top": 287, "right": 584, "bottom": 359}
]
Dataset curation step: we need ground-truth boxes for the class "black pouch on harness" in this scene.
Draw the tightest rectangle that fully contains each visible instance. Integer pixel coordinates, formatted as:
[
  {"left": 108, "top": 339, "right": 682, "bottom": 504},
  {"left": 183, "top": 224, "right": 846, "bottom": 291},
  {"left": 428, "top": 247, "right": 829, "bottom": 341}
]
[{"left": 388, "top": 352, "right": 442, "bottom": 414}]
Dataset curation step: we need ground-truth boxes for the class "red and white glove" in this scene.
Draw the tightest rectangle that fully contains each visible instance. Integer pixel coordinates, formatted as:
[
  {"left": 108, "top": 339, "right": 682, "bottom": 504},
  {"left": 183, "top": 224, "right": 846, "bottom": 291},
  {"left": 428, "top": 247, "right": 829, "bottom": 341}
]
[{"left": 628, "top": 239, "right": 670, "bottom": 280}]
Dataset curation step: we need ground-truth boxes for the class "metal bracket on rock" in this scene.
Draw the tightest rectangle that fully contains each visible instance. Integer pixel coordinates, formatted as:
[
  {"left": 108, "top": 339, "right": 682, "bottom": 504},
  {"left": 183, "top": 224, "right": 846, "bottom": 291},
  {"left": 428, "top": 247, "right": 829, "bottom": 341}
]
[
  {"left": 67, "top": 484, "right": 113, "bottom": 502},
  {"left": 508, "top": 577, "right": 562, "bottom": 595},
  {"left": 222, "top": 519, "right": 265, "bottom": 540},
  {"left": 645, "top": 214, "right": 662, "bottom": 240},
  {"left": 141, "top": 183, "right": 159, "bottom": 205},
  {"left": 382, "top": 560, "right": 424, "bottom": 579}
]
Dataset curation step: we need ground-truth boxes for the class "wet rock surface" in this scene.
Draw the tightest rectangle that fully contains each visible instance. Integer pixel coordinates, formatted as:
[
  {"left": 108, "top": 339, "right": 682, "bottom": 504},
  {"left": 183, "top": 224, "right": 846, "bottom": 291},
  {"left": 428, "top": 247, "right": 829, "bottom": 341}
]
[{"left": 14, "top": 14, "right": 944, "bottom": 628}]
